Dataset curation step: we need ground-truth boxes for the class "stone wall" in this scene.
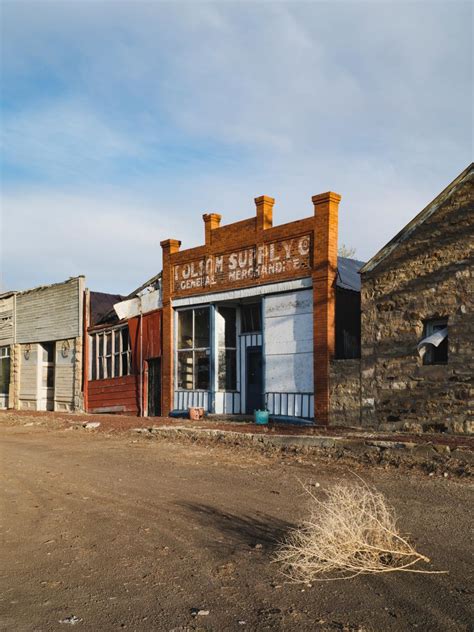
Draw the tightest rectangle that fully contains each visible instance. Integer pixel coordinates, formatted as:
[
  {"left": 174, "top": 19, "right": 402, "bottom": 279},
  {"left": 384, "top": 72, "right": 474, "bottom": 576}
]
[
  {"left": 361, "top": 169, "right": 473, "bottom": 432},
  {"left": 329, "top": 359, "right": 361, "bottom": 426}
]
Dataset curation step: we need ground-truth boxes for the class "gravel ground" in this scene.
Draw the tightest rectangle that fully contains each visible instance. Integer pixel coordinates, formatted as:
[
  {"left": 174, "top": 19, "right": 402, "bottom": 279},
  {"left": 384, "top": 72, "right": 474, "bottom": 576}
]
[{"left": 0, "top": 421, "right": 473, "bottom": 632}]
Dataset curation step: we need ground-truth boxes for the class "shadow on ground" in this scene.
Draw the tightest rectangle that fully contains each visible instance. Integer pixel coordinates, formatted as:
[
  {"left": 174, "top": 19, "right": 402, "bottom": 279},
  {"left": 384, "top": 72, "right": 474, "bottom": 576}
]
[{"left": 176, "top": 501, "right": 295, "bottom": 552}]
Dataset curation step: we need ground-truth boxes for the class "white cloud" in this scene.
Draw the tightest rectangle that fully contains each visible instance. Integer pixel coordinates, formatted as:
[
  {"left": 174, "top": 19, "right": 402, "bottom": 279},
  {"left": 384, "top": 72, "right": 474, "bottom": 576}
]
[{"left": 0, "top": 1, "right": 471, "bottom": 291}]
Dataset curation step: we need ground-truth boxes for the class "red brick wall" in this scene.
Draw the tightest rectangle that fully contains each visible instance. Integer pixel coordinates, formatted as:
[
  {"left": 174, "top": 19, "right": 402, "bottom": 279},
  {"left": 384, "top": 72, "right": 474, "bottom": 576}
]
[{"left": 161, "top": 194, "right": 341, "bottom": 423}]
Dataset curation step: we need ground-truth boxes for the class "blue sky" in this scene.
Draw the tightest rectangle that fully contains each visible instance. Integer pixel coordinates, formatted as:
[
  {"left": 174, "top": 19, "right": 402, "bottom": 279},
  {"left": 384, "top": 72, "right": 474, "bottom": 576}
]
[{"left": 1, "top": 1, "right": 472, "bottom": 293}]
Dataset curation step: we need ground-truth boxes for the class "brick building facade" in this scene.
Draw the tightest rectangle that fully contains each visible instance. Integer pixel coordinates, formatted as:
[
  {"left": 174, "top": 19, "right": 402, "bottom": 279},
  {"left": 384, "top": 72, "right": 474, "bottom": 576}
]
[
  {"left": 360, "top": 164, "right": 473, "bottom": 432},
  {"left": 160, "top": 192, "right": 362, "bottom": 424}
]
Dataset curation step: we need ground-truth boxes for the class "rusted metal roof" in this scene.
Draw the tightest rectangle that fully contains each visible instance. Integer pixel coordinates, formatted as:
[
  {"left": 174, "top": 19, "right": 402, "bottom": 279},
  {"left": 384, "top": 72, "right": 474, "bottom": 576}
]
[{"left": 336, "top": 257, "right": 365, "bottom": 292}]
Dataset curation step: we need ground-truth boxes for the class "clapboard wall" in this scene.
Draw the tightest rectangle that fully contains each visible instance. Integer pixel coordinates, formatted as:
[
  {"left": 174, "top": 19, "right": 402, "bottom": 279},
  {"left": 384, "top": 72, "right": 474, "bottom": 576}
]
[
  {"left": 0, "top": 295, "right": 14, "bottom": 346},
  {"left": 16, "top": 277, "right": 84, "bottom": 343}
]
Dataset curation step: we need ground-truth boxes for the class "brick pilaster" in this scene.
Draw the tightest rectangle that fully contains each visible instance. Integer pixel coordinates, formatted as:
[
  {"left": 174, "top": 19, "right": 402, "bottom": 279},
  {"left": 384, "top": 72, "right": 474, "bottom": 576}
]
[
  {"left": 312, "top": 191, "right": 341, "bottom": 425},
  {"left": 160, "top": 238, "right": 181, "bottom": 415},
  {"left": 203, "top": 213, "right": 222, "bottom": 245},
  {"left": 255, "top": 195, "right": 274, "bottom": 232}
]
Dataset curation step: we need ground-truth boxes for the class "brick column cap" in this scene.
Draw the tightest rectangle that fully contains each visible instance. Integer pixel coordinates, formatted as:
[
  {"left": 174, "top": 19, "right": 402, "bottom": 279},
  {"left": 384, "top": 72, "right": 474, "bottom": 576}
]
[
  {"left": 202, "top": 212, "right": 222, "bottom": 223},
  {"left": 160, "top": 238, "right": 181, "bottom": 250},
  {"left": 312, "top": 191, "right": 342, "bottom": 205},
  {"left": 254, "top": 195, "right": 275, "bottom": 205}
]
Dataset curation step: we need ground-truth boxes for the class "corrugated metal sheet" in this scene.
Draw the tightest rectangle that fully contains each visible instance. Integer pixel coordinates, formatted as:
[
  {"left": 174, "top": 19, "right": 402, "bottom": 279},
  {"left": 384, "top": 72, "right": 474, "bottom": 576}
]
[{"left": 336, "top": 257, "right": 365, "bottom": 292}]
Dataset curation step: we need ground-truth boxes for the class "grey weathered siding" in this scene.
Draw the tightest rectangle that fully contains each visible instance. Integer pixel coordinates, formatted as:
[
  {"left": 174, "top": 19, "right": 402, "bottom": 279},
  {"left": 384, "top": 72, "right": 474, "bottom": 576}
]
[
  {"left": 16, "top": 277, "right": 84, "bottom": 343},
  {"left": 54, "top": 338, "right": 76, "bottom": 411},
  {"left": 19, "top": 343, "right": 38, "bottom": 410},
  {"left": 0, "top": 296, "right": 14, "bottom": 345}
]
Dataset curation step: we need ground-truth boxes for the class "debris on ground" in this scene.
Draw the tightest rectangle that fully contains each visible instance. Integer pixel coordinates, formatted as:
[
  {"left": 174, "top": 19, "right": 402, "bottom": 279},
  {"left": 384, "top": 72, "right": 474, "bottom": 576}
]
[{"left": 59, "top": 615, "right": 82, "bottom": 625}]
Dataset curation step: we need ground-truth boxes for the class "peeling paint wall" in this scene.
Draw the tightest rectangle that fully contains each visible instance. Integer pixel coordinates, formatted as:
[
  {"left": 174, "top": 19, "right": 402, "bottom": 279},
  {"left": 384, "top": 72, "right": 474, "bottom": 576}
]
[{"left": 264, "top": 290, "right": 313, "bottom": 393}]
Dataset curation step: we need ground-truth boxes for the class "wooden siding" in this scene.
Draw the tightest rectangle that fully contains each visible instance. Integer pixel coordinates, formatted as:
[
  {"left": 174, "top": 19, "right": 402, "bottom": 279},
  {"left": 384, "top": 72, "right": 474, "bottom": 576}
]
[
  {"left": 87, "top": 375, "right": 138, "bottom": 414},
  {"left": 54, "top": 339, "right": 76, "bottom": 409},
  {"left": 19, "top": 343, "right": 38, "bottom": 409},
  {"left": 16, "top": 277, "right": 83, "bottom": 343},
  {"left": 0, "top": 296, "right": 14, "bottom": 345}
]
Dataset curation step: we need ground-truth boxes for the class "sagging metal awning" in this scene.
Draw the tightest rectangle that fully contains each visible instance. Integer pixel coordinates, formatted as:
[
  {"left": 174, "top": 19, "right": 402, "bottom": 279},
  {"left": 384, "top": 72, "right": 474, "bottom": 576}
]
[{"left": 417, "top": 327, "right": 448, "bottom": 358}]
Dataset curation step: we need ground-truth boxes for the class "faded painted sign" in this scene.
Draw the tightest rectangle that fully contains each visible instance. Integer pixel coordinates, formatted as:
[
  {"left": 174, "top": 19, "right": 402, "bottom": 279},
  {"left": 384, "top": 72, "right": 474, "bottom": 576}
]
[{"left": 173, "top": 235, "right": 311, "bottom": 293}]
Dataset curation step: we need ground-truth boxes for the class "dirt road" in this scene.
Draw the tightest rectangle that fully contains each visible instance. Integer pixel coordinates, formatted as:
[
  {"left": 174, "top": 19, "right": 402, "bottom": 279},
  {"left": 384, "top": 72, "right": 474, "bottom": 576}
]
[{"left": 0, "top": 424, "right": 472, "bottom": 631}]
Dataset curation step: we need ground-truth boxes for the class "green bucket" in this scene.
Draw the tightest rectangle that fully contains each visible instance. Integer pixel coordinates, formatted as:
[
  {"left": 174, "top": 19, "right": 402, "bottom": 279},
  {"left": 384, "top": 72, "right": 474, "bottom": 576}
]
[{"left": 254, "top": 409, "right": 269, "bottom": 425}]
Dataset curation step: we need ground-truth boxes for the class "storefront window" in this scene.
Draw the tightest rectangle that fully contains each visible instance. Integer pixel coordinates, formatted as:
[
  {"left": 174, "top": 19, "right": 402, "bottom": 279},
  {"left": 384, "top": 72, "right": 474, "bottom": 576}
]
[
  {"left": 177, "top": 308, "right": 210, "bottom": 390},
  {"left": 217, "top": 306, "right": 237, "bottom": 390}
]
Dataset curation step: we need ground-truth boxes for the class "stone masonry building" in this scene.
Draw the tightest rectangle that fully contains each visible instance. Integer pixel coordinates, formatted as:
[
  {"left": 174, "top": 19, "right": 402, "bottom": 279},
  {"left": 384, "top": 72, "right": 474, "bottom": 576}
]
[{"left": 360, "top": 164, "right": 473, "bottom": 432}]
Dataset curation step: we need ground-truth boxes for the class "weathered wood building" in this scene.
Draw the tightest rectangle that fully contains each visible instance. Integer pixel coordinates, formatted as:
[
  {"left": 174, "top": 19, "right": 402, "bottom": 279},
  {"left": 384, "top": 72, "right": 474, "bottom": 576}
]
[
  {"left": 0, "top": 277, "right": 85, "bottom": 411},
  {"left": 360, "top": 164, "right": 473, "bottom": 432},
  {"left": 84, "top": 274, "right": 162, "bottom": 416}
]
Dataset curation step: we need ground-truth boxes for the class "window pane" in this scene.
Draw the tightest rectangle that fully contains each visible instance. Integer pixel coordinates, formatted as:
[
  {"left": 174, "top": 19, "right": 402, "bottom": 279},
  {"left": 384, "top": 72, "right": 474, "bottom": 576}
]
[
  {"left": 91, "top": 337, "right": 97, "bottom": 380},
  {"left": 121, "top": 328, "right": 129, "bottom": 351},
  {"left": 114, "top": 353, "right": 121, "bottom": 377},
  {"left": 0, "top": 357, "right": 10, "bottom": 393},
  {"left": 177, "top": 351, "right": 193, "bottom": 389},
  {"left": 218, "top": 349, "right": 236, "bottom": 391},
  {"left": 178, "top": 311, "right": 193, "bottom": 349},
  {"left": 114, "top": 330, "right": 121, "bottom": 352},
  {"left": 194, "top": 308, "right": 210, "bottom": 348},
  {"left": 194, "top": 350, "right": 210, "bottom": 390},
  {"left": 241, "top": 304, "right": 261, "bottom": 333},
  {"left": 121, "top": 352, "right": 129, "bottom": 376},
  {"left": 106, "top": 356, "right": 112, "bottom": 378},
  {"left": 106, "top": 333, "right": 112, "bottom": 356},
  {"left": 218, "top": 307, "right": 236, "bottom": 348},
  {"left": 98, "top": 357, "right": 104, "bottom": 380}
]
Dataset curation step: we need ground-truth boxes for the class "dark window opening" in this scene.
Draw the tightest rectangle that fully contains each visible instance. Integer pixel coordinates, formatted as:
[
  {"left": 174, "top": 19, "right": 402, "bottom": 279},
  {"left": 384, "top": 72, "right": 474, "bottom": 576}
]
[
  {"left": 241, "top": 303, "right": 261, "bottom": 333},
  {"left": 422, "top": 318, "right": 448, "bottom": 365},
  {"left": 335, "top": 288, "right": 361, "bottom": 359}
]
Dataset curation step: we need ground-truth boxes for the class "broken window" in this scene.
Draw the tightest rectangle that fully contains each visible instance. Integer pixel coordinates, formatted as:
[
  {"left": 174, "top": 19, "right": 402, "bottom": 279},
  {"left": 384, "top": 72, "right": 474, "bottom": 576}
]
[
  {"left": 217, "top": 306, "right": 237, "bottom": 390},
  {"left": 418, "top": 318, "right": 448, "bottom": 365},
  {"left": 90, "top": 325, "right": 132, "bottom": 380},
  {"left": 177, "top": 308, "right": 210, "bottom": 390},
  {"left": 241, "top": 303, "right": 261, "bottom": 333},
  {"left": 0, "top": 346, "right": 10, "bottom": 395}
]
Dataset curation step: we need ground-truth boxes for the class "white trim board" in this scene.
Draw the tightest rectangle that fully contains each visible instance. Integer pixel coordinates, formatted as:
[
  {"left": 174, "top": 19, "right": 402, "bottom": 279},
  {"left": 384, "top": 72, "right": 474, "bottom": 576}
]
[{"left": 172, "top": 278, "right": 312, "bottom": 308}]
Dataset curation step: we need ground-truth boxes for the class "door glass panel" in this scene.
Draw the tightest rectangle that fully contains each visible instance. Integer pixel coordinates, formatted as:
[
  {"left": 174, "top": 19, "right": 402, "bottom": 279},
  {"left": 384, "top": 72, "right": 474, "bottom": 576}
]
[{"left": 194, "top": 350, "right": 210, "bottom": 390}]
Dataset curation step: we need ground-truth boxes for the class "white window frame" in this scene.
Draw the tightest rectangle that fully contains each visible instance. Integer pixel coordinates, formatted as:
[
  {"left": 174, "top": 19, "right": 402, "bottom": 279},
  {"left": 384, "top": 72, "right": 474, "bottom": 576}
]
[
  {"left": 176, "top": 307, "right": 211, "bottom": 391},
  {"left": 90, "top": 325, "right": 131, "bottom": 381}
]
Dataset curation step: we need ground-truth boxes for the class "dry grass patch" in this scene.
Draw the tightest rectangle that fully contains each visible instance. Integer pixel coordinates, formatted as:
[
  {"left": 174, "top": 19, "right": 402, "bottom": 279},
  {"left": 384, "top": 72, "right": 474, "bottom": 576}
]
[{"left": 276, "top": 478, "right": 443, "bottom": 581}]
